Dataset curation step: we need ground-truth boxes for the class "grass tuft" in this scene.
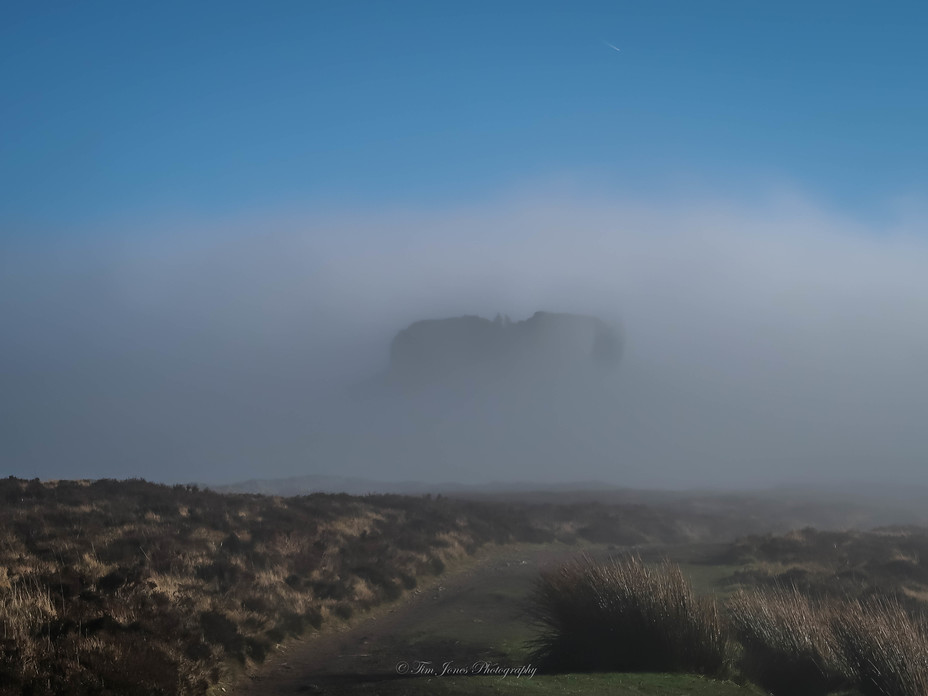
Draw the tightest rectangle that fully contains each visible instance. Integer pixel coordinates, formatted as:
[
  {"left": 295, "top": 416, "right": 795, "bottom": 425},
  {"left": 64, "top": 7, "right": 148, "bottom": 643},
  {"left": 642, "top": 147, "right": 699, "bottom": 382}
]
[
  {"left": 727, "top": 586, "right": 849, "bottom": 696},
  {"left": 832, "top": 595, "right": 928, "bottom": 696},
  {"left": 728, "top": 586, "right": 928, "bottom": 696},
  {"left": 527, "top": 553, "right": 728, "bottom": 675}
]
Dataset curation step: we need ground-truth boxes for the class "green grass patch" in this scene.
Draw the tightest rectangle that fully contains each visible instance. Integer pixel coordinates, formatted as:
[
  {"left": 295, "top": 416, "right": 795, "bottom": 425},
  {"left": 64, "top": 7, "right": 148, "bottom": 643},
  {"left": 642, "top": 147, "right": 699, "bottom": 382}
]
[{"left": 359, "top": 672, "right": 766, "bottom": 695}]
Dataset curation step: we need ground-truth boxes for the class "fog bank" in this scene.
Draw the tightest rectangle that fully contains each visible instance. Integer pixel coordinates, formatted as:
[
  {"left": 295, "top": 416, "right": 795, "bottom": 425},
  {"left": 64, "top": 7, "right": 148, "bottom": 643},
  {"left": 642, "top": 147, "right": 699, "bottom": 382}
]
[{"left": 3, "top": 191, "right": 928, "bottom": 487}]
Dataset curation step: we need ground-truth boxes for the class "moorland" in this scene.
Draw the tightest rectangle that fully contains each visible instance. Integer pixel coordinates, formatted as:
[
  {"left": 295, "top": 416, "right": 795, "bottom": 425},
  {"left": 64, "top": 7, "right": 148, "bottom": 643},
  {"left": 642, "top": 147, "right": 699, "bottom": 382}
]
[{"left": 2, "top": 477, "right": 928, "bottom": 695}]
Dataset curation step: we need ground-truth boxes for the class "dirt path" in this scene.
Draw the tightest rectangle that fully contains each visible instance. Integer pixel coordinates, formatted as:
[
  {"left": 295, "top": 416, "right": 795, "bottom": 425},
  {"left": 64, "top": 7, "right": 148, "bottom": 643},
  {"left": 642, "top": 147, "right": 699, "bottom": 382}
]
[{"left": 231, "top": 543, "right": 598, "bottom": 696}]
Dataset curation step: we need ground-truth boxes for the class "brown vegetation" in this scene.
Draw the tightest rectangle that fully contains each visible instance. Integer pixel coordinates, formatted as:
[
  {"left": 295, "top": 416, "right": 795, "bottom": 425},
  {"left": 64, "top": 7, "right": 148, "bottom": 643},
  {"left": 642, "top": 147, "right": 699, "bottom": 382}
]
[
  {"left": 717, "top": 528, "right": 928, "bottom": 695},
  {"left": 729, "top": 587, "right": 928, "bottom": 696},
  {"left": 0, "top": 477, "right": 731, "bottom": 695},
  {"left": 0, "top": 477, "right": 566, "bottom": 695},
  {"left": 531, "top": 552, "right": 928, "bottom": 696},
  {"left": 12, "top": 477, "right": 927, "bottom": 695},
  {"left": 727, "top": 587, "right": 850, "bottom": 695},
  {"left": 527, "top": 554, "right": 728, "bottom": 675},
  {"left": 716, "top": 526, "right": 928, "bottom": 603},
  {"left": 715, "top": 527, "right": 928, "bottom": 695}
]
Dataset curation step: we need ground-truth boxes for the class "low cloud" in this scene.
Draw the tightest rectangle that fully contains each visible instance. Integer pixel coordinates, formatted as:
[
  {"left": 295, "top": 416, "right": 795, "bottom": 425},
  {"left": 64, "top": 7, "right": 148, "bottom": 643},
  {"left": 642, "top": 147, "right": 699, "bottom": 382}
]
[{"left": 3, "top": 190, "right": 928, "bottom": 487}]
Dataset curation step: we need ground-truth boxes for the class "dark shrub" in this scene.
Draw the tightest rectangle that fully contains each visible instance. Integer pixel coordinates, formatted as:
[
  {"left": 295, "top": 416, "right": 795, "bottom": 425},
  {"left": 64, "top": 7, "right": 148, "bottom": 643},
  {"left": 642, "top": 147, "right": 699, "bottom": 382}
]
[
  {"left": 352, "top": 564, "right": 403, "bottom": 601},
  {"left": 242, "top": 594, "right": 271, "bottom": 613},
  {"left": 184, "top": 639, "right": 212, "bottom": 661},
  {"left": 310, "top": 580, "right": 348, "bottom": 600},
  {"left": 199, "top": 610, "right": 244, "bottom": 657},
  {"left": 97, "top": 567, "right": 133, "bottom": 593},
  {"left": 195, "top": 558, "right": 242, "bottom": 591},
  {"left": 81, "top": 614, "right": 122, "bottom": 636},
  {"left": 77, "top": 632, "right": 182, "bottom": 696},
  {"left": 245, "top": 635, "right": 271, "bottom": 662},
  {"left": 221, "top": 533, "right": 247, "bottom": 554},
  {"left": 528, "top": 554, "right": 727, "bottom": 676},
  {"left": 278, "top": 611, "right": 306, "bottom": 637},
  {"left": 305, "top": 607, "right": 323, "bottom": 630}
]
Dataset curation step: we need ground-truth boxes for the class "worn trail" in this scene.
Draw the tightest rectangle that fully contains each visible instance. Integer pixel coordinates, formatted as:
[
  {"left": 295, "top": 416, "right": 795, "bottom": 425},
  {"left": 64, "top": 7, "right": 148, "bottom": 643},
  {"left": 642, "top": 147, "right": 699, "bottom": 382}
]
[{"left": 232, "top": 543, "right": 594, "bottom": 695}]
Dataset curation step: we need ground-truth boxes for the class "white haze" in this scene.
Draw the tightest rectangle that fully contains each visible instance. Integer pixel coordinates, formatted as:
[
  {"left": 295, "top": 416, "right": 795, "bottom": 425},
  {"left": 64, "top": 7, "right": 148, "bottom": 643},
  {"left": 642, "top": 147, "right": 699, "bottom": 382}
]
[{"left": 3, "top": 190, "right": 928, "bottom": 488}]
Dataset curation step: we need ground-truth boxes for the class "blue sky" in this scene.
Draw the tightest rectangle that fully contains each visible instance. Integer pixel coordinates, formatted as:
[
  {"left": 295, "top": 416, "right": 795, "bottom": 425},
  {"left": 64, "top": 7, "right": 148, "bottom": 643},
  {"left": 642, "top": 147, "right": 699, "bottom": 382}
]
[
  {"left": 5, "top": 2, "right": 928, "bottom": 485},
  {"left": 3, "top": 1, "right": 927, "bottom": 235}
]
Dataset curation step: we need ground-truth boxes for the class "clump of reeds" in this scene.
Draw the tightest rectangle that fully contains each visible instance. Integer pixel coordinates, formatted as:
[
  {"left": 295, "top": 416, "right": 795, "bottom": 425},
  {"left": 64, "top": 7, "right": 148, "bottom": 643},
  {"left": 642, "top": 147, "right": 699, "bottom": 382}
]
[
  {"left": 729, "top": 585, "right": 928, "bottom": 696},
  {"left": 727, "top": 586, "right": 849, "bottom": 696},
  {"left": 527, "top": 553, "right": 727, "bottom": 675},
  {"left": 831, "top": 595, "right": 928, "bottom": 696}
]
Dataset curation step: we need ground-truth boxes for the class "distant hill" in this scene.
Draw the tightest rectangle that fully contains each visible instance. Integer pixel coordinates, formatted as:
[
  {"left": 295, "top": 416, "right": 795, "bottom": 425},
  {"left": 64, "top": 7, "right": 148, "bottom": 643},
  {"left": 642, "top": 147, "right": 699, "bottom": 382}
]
[
  {"left": 386, "top": 311, "right": 622, "bottom": 388},
  {"left": 207, "top": 476, "right": 928, "bottom": 531},
  {"left": 206, "top": 474, "right": 622, "bottom": 497},
  {"left": 208, "top": 474, "right": 437, "bottom": 496}
]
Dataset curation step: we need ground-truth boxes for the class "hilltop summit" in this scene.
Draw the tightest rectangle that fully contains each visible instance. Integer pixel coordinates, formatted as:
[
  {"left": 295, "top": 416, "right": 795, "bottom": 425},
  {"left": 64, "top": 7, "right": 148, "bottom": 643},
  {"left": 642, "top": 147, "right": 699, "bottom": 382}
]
[{"left": 388, "top": 311, "right": 622, "bottom": 386}]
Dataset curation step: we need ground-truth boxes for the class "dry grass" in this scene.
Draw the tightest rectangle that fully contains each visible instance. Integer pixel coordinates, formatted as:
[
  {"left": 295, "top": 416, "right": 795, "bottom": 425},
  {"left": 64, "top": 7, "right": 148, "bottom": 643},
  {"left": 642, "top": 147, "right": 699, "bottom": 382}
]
[
  {"left": 706, "top": 526, "right": 928, "bottom": 694},
  {"left": 832, "top": 595, "right": 928, "bottom": 696},
  {"left": 728, "top": 586, "right": 928, "bottom": 696},
  {"left": 728, "top": 587, "right": 849, "bottom": 695},
  {"left": 527, "top": 554, "right": 728, "bottom": 676},
  {"left": 527, "top": 544, "right": 928, "bottom": 696},
  {"left": 6, "top": 477, "right": 694, "bottom": 695},
  {"left": 0, "top": 478, "right": 554, "bottom": 695}
]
